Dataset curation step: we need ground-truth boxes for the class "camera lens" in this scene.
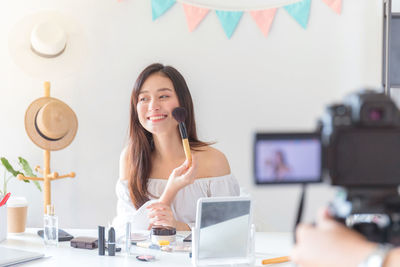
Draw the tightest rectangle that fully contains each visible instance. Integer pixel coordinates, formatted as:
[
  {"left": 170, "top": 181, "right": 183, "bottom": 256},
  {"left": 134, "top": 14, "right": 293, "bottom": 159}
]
[{"left": 368, "top": 108, "right": 384, "bottom": 121}]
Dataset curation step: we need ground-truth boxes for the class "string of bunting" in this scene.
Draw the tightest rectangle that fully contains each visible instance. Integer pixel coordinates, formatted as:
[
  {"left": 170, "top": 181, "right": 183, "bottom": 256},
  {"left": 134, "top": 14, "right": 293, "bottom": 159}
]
[{"left": 150, "top": 0, "right": 342, "bottom": 38}]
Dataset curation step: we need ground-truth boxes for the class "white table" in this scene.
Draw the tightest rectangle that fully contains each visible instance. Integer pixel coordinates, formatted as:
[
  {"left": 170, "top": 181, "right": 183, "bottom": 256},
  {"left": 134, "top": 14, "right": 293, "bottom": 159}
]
[{"left": 0, "top": 229, "right": 294, "bottom": 266}]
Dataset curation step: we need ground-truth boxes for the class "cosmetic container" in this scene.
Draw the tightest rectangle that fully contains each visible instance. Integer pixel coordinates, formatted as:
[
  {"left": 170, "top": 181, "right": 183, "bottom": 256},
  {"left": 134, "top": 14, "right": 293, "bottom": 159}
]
[
  {"left": 151, "top": 226, "right": 176, "bottom": 244},
  {"left": 43, "top": 204, "right": 58, "bottom": 246}
]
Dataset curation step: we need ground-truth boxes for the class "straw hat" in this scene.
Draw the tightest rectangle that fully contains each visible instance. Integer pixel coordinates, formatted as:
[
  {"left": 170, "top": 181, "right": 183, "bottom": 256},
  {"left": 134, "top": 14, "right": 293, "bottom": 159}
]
[
  {"left": 25, "top": 97, "right": 78, "bottom": 151},
  {"left": 8, "top": 9, "right": 86, "bottom": 80}
]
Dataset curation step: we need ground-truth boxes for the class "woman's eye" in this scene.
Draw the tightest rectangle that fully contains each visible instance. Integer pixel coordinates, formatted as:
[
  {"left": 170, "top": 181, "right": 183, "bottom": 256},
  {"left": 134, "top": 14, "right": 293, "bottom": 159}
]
[
  {"left": 139, "top": 97, "right": 148, "bottom": 102},
  {"left": 160, "top": 95, "right": 170, "bottom": 99}
]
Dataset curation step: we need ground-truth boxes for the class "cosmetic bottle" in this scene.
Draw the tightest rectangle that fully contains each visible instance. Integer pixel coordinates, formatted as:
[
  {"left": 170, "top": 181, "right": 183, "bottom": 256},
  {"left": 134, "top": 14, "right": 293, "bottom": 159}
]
[
  {"left": 125, "top": 222, "right": 131, "bottom": 256},
  {"left": 43, "top": 204, "right": 58, "bottom": 246}
]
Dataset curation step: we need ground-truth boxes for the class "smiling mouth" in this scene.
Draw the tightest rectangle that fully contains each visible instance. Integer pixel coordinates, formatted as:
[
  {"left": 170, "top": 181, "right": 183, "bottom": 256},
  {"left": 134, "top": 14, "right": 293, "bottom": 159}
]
[{"left": 147, "top": 115, "right": 168, "bottom": 121}]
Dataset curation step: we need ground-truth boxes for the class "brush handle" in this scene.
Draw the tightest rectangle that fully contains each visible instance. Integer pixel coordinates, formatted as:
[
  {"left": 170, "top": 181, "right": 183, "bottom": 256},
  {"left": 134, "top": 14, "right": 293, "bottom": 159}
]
[
  {"left": 182, "top": 138, "right": 192, "bottom": 166},
  {"left": 178, "top": 122, "right": 188, "bottom": 139},
  {"left": 262, "top": 256, "right": 290, "bottom": 265}
]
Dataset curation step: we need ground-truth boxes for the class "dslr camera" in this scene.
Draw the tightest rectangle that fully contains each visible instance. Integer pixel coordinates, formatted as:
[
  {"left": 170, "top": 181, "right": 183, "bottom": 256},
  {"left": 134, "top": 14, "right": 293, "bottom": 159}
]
[
  {"left": 320, "top": 89, "right": 400, "bottom": 245},
  {"left": 254, "top": 89, "right": 400, "bottom": 245}
]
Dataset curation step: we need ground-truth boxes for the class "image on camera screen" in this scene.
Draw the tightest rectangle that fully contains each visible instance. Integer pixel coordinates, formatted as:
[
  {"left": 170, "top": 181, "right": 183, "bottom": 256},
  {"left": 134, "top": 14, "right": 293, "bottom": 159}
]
[{"left": 254, "top": 133, "right": 322, "bottom": 184}]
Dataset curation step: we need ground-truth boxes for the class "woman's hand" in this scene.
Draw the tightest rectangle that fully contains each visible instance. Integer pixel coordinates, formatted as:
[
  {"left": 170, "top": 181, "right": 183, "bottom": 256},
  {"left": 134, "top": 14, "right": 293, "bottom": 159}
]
[
  {"left": 291, "top": 208, "right": 377, "bottom": 267},
  {"left": 159, "top": 155, "right": 197, "bottom": 205},
  {"left": 146, "top": 201, "right": 191, "bottom": 230},
  {"left": 168, "top": 154, "right": 197, "bottom": 189},
  {"left": 147, "top": 155, "right": 197, "bottom": 230},
  {"left": 147, "top": 202, "right": 177, "bottom": 229}
]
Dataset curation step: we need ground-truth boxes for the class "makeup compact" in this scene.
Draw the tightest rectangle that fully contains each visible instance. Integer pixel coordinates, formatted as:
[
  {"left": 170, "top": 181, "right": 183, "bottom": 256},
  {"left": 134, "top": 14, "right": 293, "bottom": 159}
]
[
  {"left": 70, "top": 237, "right": 98, "bottom": 249},
  {"left": 136, "top": 255, "right": 156, "bottom": 262},
  {"left": 151, "top": 226, "right": 176, "bottom": 244}
]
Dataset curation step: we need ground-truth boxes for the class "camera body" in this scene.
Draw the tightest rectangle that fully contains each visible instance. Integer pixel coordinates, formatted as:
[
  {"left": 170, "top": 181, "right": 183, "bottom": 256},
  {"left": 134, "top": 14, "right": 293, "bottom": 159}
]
[
  {"left": 254, "top": 89, "right": 400, "bottom": 244},
  {"left": 319, "top": 89, "right": 400, "bottom": 245},
  {"left": 320, "top": 89, "right": 400, "bottom": 188}
]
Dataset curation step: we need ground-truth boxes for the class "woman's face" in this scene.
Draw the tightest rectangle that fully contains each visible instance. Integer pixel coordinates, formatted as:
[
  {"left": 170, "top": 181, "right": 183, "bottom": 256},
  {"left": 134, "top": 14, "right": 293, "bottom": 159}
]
[
  {"left": 137, "top": 73, "right": 180, "bottom": 135},
  {"left": 274, "top": 151, "right": 283, "bottom": 164}
]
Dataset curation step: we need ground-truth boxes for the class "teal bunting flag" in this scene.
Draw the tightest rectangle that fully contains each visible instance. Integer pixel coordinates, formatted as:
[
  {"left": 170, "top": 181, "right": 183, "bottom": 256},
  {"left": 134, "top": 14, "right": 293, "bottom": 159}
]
[
  {"left": 284, "top": 0, "right": 311, "bottom": 29},
  {"left": 215, "top": 10, "right": 243, "bottom": 39},
  {"left": 152, "top": 0, "right": 176, "bottom": 21}
]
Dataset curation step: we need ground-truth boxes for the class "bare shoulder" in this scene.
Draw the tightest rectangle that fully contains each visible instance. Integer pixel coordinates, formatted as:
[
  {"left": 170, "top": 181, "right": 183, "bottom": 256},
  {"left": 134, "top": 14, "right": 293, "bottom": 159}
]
[
  {"left": 120, "top": 146, "right": 129, "bottom": 160},
  {"left": 195, "top": 146, "right": 231, "bottom": 178},
  {"left": 119, "top": 146, "right": 130, "bottom": 181}
]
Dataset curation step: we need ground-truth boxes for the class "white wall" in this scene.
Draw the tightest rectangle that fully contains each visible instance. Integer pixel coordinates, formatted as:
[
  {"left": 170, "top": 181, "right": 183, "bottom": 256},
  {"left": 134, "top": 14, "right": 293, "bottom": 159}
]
[{"left": 0, "top": 0, "right": 384, "bottom": 231}]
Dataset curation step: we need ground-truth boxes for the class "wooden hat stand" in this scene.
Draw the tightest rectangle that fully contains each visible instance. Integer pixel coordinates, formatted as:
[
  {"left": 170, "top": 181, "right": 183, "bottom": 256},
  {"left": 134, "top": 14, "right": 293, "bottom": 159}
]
[{"left": 17, "top": 82, "right": 76, "bottom": 213}]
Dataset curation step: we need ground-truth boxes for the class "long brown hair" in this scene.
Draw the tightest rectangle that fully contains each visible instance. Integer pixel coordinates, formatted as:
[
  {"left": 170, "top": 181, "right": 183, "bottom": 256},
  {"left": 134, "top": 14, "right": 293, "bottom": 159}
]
[{"left": 127, "top": 63, "right": 208, "bottom": 209}]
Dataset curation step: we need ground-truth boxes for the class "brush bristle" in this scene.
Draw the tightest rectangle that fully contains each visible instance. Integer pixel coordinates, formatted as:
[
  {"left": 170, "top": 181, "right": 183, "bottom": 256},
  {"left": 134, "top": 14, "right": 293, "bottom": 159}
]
[{"left": 172, "top": 107, "right": 187, "bottom": 123}]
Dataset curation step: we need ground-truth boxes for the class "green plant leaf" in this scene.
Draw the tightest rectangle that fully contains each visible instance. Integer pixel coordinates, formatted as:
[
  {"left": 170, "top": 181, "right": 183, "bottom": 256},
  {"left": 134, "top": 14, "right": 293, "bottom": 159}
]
[
  {"left": 1, "top": 157, "right": 21, "bottom": 177},
  {"left": 18, "top": 157, "right": 42, "bottom": 192},
  {"left": 32, "top": 180, "right": 42, "bottom": 192},
  {"left": 18, "top": 157, "right": 36, "bottom": 177}
]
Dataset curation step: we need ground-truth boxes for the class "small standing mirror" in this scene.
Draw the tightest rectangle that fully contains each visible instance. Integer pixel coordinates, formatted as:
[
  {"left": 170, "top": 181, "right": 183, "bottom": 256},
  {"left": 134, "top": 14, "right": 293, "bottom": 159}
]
[{"left": 192, "top": 197, "right": 253, "bottom": 266}]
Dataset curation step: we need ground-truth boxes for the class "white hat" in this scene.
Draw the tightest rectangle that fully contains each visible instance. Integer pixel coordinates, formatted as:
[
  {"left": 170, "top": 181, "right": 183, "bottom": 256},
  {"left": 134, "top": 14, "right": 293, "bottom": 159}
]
[{"left": 8, "top": 10, "right": 87, "bottom": 80}]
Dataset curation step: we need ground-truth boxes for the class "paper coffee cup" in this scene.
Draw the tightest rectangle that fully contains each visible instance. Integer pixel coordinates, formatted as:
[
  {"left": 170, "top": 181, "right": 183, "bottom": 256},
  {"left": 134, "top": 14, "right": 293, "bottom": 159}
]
[{"left": 7, "top": 197, "right": 28, "bottom": 234}]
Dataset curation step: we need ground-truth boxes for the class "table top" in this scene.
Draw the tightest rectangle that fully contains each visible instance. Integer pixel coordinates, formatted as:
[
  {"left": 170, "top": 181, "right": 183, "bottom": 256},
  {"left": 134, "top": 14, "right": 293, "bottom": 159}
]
[{"left": 0, "top": 229, "right": 294, "bottom": 266}]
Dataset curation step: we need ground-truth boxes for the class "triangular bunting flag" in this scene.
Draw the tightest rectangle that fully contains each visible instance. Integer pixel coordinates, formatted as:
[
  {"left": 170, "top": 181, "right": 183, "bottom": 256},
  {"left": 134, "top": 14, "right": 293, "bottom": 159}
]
[
  {"left": 182, "top": 4, "right": 210, "bottom": 32},
  {"left": 284, "top": 0, "right": 311, "bottom": 29},
  {"left": 215, "top": 10, "right": 243, "bottom": 39},
  {"left": 152, "top": 0, "right": 176, "bottom": 21},
  {"left": 322, "top": 0, "right": 341, "bottom": 14},
  {"left": 250, "top": 8, "right": 277, "bottom": 38}
]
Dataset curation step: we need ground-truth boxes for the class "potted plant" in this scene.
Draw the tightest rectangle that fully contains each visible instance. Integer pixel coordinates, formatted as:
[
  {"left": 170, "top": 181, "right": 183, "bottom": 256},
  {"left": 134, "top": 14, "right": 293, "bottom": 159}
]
[{"left": 1, "top": 157, "right": 42, "bottom": 195}]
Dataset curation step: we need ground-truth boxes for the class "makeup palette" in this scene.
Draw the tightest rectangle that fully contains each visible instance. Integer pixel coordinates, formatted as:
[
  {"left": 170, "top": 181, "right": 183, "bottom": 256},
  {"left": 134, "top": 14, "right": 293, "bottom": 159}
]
[
  {"left": 131, "top": 232, "right": 149, "bottom": 242},
  {"left": 136, "top": 255, "right": 156, "bottom": 262}
]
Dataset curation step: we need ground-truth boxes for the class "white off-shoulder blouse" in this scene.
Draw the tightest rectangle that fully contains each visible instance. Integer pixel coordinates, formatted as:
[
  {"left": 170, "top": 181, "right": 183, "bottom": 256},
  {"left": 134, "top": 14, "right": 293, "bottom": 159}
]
[{"left": 112, "top": 174, "right": 240, "bottom": 238}]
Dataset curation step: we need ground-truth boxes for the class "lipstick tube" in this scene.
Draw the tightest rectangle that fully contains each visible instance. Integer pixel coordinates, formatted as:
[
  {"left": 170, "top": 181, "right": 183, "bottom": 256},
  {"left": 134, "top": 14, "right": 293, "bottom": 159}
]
[
  {"left": 108, "top": 227, "right": 116, "bottom": 256},
  {"left": 98, "top": 226, "right": 105, "bottom": 256}
]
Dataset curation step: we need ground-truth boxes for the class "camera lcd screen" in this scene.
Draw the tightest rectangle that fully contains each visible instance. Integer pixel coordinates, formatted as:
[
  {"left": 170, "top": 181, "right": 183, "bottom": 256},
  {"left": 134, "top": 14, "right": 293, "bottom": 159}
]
[
  {"left": 331, "top": 129, "right": 400, "bottom": 186},
  {"left": 254, "top": 133, "right": 322, "bottom": 184}
]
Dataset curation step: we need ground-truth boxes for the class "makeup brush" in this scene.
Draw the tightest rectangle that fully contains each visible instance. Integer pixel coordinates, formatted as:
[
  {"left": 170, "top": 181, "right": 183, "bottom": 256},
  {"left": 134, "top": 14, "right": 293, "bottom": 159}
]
[{"left": 172, "top": 107, "right": 192, "bottom": 166}]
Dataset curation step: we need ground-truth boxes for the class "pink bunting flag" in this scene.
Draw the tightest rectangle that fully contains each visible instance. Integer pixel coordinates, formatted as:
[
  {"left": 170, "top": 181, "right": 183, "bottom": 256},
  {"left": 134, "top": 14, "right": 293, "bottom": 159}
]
[
  {"left": 250, "top": 8, "right": 277, "bottom": 38},
  {"left": 322, "top": 0, "right": 341, "bottom": 14},
  {"left": 182, "top": 4, "right": 209, "bottom": 32}
]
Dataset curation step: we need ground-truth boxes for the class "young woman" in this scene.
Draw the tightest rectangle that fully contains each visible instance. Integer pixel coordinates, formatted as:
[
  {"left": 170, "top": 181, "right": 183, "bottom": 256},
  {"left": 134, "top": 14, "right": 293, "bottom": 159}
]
[{"left": 112, "top": 63, "right": 239, "bottom": 237}]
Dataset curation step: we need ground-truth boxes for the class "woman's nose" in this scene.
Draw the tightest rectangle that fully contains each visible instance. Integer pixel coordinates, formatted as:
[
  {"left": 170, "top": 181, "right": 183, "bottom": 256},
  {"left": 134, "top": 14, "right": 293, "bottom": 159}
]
[{"left": 149, "top": 99, "right": 160, "bottom": 111}]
